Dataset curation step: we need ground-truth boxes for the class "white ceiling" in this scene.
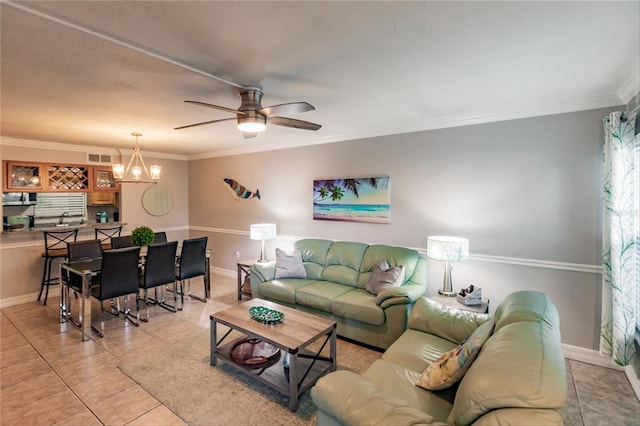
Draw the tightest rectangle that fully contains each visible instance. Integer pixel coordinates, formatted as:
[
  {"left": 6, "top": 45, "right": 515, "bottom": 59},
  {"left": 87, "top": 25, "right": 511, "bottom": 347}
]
[{"left": 1, "top": 1, "right": 638, "bottom": 159}]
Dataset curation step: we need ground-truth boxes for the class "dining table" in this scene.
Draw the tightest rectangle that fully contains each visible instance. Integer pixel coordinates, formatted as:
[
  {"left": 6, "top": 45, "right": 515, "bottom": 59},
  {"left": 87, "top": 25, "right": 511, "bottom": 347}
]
[{"left": 59, "top": 247, "right": 211, "bottom": 341}]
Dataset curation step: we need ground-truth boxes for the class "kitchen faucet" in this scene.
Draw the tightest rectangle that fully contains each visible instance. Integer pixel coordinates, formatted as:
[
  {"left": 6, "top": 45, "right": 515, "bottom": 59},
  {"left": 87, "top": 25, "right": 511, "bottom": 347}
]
[{"left": 59, "top": 212, "right": 70, "bottom": 224}]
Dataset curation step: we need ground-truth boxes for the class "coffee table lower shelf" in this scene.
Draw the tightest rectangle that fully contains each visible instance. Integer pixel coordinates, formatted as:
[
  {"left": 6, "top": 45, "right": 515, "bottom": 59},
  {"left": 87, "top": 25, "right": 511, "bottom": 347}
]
[{"left": 209, "top": 305, "right": 337, "bottom": 411}]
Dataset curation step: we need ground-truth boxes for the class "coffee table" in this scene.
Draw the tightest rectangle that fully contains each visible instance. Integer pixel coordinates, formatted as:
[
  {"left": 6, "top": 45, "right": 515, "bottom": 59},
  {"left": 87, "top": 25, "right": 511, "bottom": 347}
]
[{"left": 210, "top": 298, "right": 337, "bottom": 411}]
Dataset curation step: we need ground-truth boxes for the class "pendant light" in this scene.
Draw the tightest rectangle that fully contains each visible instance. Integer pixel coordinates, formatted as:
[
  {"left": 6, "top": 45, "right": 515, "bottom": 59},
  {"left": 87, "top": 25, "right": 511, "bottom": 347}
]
[{"left": 112, "top": 132, "right": 161, "bottom": 184}]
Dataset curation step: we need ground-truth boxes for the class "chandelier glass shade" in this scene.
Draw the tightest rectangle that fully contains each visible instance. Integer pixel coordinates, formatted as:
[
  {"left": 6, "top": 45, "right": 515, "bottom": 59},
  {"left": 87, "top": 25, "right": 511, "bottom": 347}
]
[{"left": 113, "top": 132, "right": 161, "bottom": 183}]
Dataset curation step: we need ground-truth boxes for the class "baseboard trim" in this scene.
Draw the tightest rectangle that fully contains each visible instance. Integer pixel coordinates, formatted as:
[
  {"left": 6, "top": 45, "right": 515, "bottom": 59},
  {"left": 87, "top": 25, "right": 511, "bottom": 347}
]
[
  {"left": 625, "top": 364, "right": 640, "bottom": 401},
  {"left": 210, "top": 266, "right": 235, "bottom": 279},
  {"left": 0, "top": 292, "right": 40, "bottom": 309},
  {"left": 561, "top": 343, "right": 625, "bottom": 370}
]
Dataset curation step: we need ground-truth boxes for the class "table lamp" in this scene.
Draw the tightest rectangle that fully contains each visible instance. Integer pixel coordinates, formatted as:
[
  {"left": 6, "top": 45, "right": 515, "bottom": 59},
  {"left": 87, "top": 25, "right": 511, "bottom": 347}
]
[
  {"left": 250, "top": 223, "right": 277, "bottom": 262},
  {"left": 427, "top": 236, "right": 469, "bottom": 296}
]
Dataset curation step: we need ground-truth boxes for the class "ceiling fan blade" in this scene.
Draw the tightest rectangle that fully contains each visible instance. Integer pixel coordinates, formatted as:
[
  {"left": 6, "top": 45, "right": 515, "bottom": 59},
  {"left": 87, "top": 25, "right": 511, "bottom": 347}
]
[
  {"left": 174, "top": 117, "right": 236, "bottom": 130},
  {"left": 260, "top": 102, "right": 315, "bottom": 117},
  {"left": 243, "top": 132, "right": 257, "bottom": 139},
  {"left": 184, "top": 100, "right": 246, "bottom": 116},
  {"left": 269, "top": 116, "right": 322, "bottom": 131}
]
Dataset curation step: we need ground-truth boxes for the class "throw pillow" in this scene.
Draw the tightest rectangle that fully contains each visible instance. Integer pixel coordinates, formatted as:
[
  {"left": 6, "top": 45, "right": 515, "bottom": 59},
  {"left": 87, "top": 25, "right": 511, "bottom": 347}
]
[
  {"left": 416, "top": 318, "right": 495, "bottom": 390},
  {"left": 365, "top": 259, "right": 405, "bottom": 295},
  {"left": 274, "top": 248, "right": 307, "bottom": 279}
]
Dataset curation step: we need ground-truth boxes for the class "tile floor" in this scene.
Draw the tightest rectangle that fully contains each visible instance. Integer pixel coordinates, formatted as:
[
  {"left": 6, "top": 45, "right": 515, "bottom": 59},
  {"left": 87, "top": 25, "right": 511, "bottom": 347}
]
[{"left": 1, "top": 273, "right": 638, "bottom": 425}]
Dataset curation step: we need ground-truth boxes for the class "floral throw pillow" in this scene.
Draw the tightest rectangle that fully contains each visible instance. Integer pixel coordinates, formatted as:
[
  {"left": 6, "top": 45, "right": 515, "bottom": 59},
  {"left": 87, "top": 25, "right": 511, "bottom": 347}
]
[
  {"left": 365, "top": 259, "right": 405, "bottom": 295},
  {"left": 416, "top": 318, "right": 495, "bottom": 390}
]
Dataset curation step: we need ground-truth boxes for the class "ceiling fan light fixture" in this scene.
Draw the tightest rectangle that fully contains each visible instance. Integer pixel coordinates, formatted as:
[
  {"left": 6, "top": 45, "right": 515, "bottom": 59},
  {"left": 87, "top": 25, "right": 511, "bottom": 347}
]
[{"left": 237, "top": 115, "right": 267, "bottom": 133}]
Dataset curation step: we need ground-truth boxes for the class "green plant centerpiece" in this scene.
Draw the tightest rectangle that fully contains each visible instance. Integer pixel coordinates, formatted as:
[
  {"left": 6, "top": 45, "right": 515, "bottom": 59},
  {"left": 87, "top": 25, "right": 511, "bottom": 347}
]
[{"left": 131, "top": 225, "right": 155, "bottom": 246}]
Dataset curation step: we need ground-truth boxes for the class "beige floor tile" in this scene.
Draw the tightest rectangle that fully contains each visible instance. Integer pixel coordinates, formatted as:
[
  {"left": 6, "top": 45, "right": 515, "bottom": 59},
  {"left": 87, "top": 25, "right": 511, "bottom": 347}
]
[
  {"left": 0, "top": 356, "right": 52, "bottom": 389},
  {"left": 19, "top": 318, "right": 79, "bottom": 342},
  {"left": 0, "top": 332, "right": 29, "bottom": 352},
  {"left": 0, "top": 341, "right": 41, "bottom": 368},
  {"left": 570, "top": 359, "right": 635, "bottom": 394},
  {"left": 91, "top": 384, "right": 160, "bottom": 425},
  {"left": 0, "top": 322, "right": 20, "bottom": 337},
  {"left": 55, "top": 350, "right": 120, "bottom": 386},
  {"left": 37, "top": 338, "right": 106, "bottom": 369},
  {"left": 1, "top": 371, "right": 67, "bottom": 415},
  {"left": 71, "top": 368, "right": 136, "bottom": 406},
  {"left": 575, "top": 379, "right": 639, "bottom": 422},
  {"left": 0, "top": 388, "right": 86, "bottom": 425},
  {"left": 127, "top": 405, "right": 187, "bottom": 426},
  {"left": 51, "top": 407, "right": 102, "bottom": 426}
]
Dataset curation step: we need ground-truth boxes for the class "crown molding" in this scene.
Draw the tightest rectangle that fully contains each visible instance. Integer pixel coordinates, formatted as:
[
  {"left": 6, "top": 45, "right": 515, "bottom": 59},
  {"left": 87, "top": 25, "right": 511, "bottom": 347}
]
[
  {"left": 618, "top": 69, "right": 640, "bottom": 104},
  {"left": 189, "top": 93, "right": 624, "bottom": 160},
  {"left": 0, "top": 136, "right": 188, "bottom": 161}
]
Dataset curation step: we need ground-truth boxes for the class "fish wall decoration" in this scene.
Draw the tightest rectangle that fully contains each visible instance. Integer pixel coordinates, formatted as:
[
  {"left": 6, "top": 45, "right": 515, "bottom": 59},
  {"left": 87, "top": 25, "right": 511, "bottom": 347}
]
[{"left": 223, "top": 178, "right": 261, "bottom": 200}]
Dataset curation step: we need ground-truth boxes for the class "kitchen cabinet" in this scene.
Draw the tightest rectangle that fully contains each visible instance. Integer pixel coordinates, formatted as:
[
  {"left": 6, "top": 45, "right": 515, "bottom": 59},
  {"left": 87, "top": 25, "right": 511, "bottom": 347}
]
[
  {"left": 46, "top": 164, "right": 89, "bottom": 191},
  {"left": 87, "top": 192, "right": 117, "bottom": 206},
  {"left": 91, "top": 167, "right": 119, "bottom": 192},
  {"left": 4, "top": 161, "right": 45, "bottom": 191}
]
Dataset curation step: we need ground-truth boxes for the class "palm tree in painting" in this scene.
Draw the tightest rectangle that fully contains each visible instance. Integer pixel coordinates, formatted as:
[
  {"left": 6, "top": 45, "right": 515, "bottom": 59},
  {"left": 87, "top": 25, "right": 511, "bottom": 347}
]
[{"left": 313, "top": 177, "right": 389, "bottom": 203}]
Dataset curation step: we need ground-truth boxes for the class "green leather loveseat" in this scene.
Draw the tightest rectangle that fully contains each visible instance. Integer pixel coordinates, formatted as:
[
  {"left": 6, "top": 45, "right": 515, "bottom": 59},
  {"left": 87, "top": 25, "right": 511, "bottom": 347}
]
[
  {"left": 311, "top": 290, "right": 567, "bottom": 425},
  {"left": 250, "top": 239, "right": 427, "bottom": 349}
]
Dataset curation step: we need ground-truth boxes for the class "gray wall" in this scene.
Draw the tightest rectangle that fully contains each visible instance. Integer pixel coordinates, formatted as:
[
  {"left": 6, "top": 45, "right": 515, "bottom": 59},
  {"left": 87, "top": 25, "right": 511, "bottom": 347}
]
[{"left": 190, "top": 106, "right": 618, "bottom": 350}]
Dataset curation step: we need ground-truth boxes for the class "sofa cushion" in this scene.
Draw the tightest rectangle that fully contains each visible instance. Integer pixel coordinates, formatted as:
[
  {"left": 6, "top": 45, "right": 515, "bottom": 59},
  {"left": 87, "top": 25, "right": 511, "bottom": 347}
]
[
  {"left": 493, "top": 290, "right": 560, "bottom": 333},
  {"left": 359, "top": 244, "right": 420, "bottom": 287},
  {"left": 295, "top": 281, "right": 354, "bottom": 312},
  {"left": 258, "top": 279, "right": 317, "bottom": 304},
  {"left": 365, "top": 260, "right": 405, "bottom": 295},
  {"left": 274, "top": 248, "right": 307, "bottom": 279},
  {"left": 409, "top": 297, "right": 491, "bottom": 344},
  {"left": 417, "top": 318, "right": 495, "bottom": 390},
  {"left": 363, "top": 359, "right": 453, "bottom": 423},
  {"left": 321, "top": 241, "right": 368, "bottom": 287},
  {"left": 331, "top": 288, "right": 386, "bottom": 325},
  {"left": 383, "top": 329, "right": 458, "bottom": 373},
  {"left": 295, "top": 239, "right": 333, "bottom": 280},
  {"left": 449, "top": 319, "right": 567, "bottom": 425}
]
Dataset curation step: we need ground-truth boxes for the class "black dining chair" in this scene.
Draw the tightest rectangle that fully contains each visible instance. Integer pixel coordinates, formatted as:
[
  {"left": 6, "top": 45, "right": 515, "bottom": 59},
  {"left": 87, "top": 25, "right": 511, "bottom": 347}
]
[
  {"left": 39, "top": 229, "right": 78, "bottom": 306},
  {"left": 90, "top": 246, "right": 141, "bottom": 337},
  {"left": 139, "top": 241, "right": 179, "bottom": 321},
  {"left": 62, "top": 239, "right": 103, "bottom": 324},
  {"left": 111, "top": 235, "right": 134, "bottom": 249},
  {"left": 95, "top": 225, "right": 123, "bottom": 249},
  {"left": 175, "top": 236, "right": 208, "bottom": 308},
  {"left": 153, "top": 232, "right": 168, "bottom": 243}
]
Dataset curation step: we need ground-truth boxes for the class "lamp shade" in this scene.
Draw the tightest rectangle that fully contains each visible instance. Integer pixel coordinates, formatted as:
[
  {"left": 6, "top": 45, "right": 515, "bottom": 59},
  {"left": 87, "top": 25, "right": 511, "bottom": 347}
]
[
  {"left": 250, "top": 223, "right": 277, "bottom": 241},
  {"left": 427, "top": 236, "right": 469, "bottom": 262}
]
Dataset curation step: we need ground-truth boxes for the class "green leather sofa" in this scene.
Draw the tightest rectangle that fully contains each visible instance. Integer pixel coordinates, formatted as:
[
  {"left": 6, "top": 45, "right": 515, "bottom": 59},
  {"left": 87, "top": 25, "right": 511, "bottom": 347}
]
[
  {"left": 250, "top": 239, "right": 428, "bottom": 349},
  {"left": 311, "top": 290, "right": 567, "bottom": 425}
]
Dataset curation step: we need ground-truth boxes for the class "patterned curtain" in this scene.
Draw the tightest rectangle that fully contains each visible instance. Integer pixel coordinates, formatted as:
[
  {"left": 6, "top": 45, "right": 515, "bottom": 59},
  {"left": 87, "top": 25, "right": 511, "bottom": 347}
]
[{"left": 601, "top": 111, "right": 639, "bottom": 366}]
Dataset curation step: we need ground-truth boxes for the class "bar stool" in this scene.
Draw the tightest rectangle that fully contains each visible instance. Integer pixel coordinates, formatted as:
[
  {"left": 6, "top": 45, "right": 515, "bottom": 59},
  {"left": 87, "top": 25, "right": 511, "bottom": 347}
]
[
  {"left": 39, "top": 229, "right": 78, "bottom": 305},
  {"left": 95, "top": 225, "right": 122, "bottom": 250}
]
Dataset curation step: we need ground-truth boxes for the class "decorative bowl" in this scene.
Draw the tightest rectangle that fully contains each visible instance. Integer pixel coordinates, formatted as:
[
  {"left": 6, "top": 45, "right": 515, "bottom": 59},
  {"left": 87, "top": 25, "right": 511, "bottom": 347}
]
[{"left": 249, "top": 306, "right": 284, "bottom": 324}]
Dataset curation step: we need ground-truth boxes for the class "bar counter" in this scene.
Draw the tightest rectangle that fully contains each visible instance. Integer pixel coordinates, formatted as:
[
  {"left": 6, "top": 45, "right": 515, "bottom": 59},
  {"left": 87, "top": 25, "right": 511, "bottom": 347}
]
[{"left": 0, "top": 222, "right": 128, "bottom": 247}]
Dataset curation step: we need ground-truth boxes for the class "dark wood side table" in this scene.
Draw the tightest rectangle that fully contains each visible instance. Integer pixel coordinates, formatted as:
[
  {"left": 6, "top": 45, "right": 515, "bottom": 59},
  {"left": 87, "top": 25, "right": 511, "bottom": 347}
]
[
  {"left": 431, "top": 294, "right": 490, "bottom": 314},
  {"left": 237, "top": 259, "right": 258, "bottom": 301}
]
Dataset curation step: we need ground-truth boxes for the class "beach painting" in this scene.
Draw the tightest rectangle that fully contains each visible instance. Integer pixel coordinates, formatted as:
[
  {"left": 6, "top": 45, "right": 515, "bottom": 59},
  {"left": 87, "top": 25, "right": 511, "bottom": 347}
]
[{"left": 313, "top": 176, "right": 390, "bottom": 224}]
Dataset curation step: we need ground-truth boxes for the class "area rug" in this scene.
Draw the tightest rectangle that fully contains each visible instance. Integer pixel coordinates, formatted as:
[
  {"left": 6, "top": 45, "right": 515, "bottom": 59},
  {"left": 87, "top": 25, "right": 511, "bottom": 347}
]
[{"left": 119, "top": 326, "right": 382, "bottom": 425}]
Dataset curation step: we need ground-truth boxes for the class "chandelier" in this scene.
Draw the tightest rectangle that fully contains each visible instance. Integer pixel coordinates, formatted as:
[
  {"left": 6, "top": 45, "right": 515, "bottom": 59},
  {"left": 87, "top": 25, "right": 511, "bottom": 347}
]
[{"left": 112, "top": 132, "right": 161, "bottom": 183}]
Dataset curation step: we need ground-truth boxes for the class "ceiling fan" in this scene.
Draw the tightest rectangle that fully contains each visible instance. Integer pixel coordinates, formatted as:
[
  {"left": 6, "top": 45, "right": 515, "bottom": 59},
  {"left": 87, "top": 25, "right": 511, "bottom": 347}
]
[{"left": 174, "top": 87, "right": 321, "bottom": 139}]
